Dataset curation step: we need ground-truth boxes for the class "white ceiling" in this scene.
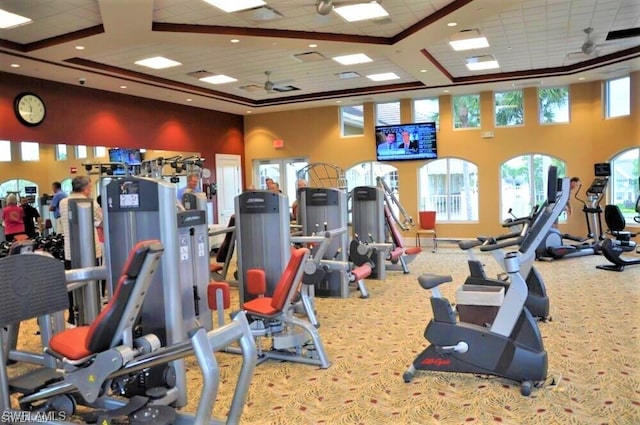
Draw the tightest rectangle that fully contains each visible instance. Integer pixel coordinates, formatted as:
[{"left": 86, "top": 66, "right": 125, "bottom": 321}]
[{"left": 1, "top": 0, "right": 639, "bottom": 116}]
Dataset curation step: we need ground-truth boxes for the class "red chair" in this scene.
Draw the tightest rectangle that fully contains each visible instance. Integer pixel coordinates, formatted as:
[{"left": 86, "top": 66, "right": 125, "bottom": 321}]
[{"left": 415, "top": 211, "right": 437, "bottom": 252}]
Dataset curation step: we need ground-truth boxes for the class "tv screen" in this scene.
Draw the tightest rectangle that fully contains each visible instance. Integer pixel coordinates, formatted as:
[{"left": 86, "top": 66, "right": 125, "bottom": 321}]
[
  {"left": 375, "top": 122, "right": 437, "bottom": 162},
  {"left": 109, "top": 148, "right": 142, "bottom": 165}
]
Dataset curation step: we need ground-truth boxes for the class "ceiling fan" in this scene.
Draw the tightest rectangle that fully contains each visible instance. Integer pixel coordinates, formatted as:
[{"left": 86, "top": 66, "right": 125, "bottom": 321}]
[
  {"left": 263, "top": 71, "right": 292, "bottom": 93},
  {"left": 565, "top": 28, "right": 603, "bottom": 62},
  {"left": 315, "top": 0, "right": 386, "bottom": 16}
]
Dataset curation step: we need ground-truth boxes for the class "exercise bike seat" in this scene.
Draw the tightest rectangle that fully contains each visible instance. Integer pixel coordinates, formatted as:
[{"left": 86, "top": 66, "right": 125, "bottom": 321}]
[{"left": 418, "top": 274, "right": 452, "bottom": 290}]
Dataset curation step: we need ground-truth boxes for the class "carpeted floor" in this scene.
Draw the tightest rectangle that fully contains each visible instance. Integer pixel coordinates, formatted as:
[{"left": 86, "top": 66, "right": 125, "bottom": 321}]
[{"left": 7, "top": 246, "right": 640, "bottom": 424}]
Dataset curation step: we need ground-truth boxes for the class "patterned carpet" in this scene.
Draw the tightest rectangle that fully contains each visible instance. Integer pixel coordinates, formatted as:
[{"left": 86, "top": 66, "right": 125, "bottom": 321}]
[{"left": 6, "top": 246, "right": 640, "bottom": 424}]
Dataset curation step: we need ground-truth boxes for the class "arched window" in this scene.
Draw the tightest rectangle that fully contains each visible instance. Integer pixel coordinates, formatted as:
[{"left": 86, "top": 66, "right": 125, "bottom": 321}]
[
  {"left": 345, "top": 161, "right": 400, "bottom": 219},
  {"left": 609, "top": 147, "right": 639, "bottom": 224},
  {"left": 419, "top": 158, "right": 478, "bottom": 221},
  {"left": 500, "top": 154, "right": 567, "bottom": 222},
  {"left": 345, "top": 161, "right": 398, "bottom": 192},
  {"left": 0, "top": 179, "right": 40, "bottom": 207}
]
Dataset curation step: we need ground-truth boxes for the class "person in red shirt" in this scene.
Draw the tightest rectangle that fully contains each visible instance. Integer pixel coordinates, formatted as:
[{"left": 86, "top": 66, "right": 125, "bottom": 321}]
[{"left": 2, "top": 194, "right": 25, "bottom": 242}]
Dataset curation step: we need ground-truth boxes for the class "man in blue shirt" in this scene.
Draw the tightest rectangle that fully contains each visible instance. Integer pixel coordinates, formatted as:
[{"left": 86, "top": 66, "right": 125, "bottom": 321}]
[
  {"left": 49, "top": 181, "right": 67, "bottom": 234},
  {"left": 177, "top": 173, "right": 202, "bottom": 202}
]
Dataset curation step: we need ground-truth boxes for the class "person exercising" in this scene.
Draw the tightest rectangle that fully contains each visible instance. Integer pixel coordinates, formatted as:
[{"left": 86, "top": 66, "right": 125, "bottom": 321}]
[{"left": 553, "top": 176, "right": 581, "bottom": 228}]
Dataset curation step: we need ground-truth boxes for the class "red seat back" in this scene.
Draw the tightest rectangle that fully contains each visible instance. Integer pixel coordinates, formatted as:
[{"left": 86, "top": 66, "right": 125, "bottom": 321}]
[
  {"left": 85, "top": 240, "right": 164, "bottom": 353},
  {"left": 270, "top": 248, "right": 309, "bottom": 311},
  {"left": 384, "top": 205, "right": 405, "bottom": 249},
  {"left": 419, "top": 211, "right": 436, "bottom": 229}
]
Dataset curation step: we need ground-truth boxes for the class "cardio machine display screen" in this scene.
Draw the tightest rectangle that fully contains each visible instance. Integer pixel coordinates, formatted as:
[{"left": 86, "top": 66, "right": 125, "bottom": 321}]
[{"left": 118, "top": 180, "right": 140, "bottom": 208}]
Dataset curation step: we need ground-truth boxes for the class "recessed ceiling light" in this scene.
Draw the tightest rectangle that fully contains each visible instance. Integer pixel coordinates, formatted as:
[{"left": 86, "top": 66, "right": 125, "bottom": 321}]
[
  {"left": 447, "top": 22, "right": 457, "bottom": 27},
  {"left": 336, "top": 100, "right": 341, "bottom": 103},
  {"left": 443, "top": 89, "right": 450, "bottom": 93},
  {"left": 420, "top": 69, "right": 427, "bottom": 73},
  {"left": 246, "top": 111, "right": 252, "bottom": 114},
  {"left": 309, "top": 43, "right": 318, "bottom": 48},
  {"left": 366, "top": 72, "right": 400, "bottom": 82},
  {"left": 332, "top": 53, "right": 372, "bottom": 65},
  {"left": 333, "top": 2, "right": 389, "bottom": 23},
  {"left": 10, "top": 63, "right": 19, "bottom": 68},
  {"left": 230, "top": 39, "right": 240, "bottom": 43},
  {"left": 187, "top": 98, "right": 193, "bottom": 102},
  {"left": 135, "top": 56, "right": 182, "bottom": 69},
  {"left": 120, "top": 85, "right": 127, "bottom": 89},
  {"left": 202, "top": 0, "right": 266, "bottom": 13},
  {"left": 578, "top": 77, "right": 585, "bottom": 80},
  {"left": 466, "top": 55, "right": 499, "bottom": 71},
  {"left": 75, "top": 45, "right": 85, "bottom": 50},
  {"left": 449, "top": 29, "right": 490, "bottom": 51},
  {"left": 199, "top": 74, "right": 238, "bottom": 84},
  {"left": 0, "top": 8, "right": 32, "bottom": 29}
]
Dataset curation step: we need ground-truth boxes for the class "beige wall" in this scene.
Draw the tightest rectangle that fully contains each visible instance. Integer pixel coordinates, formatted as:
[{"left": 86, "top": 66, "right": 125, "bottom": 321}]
[{"left": 244, "top": 72, "right": 640, "bottom": 239}]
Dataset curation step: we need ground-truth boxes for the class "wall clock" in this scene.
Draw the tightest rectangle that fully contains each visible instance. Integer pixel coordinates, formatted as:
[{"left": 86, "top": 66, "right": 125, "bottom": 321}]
[{"left": 14, "top": 92, "right": 46, "bottom": 127}]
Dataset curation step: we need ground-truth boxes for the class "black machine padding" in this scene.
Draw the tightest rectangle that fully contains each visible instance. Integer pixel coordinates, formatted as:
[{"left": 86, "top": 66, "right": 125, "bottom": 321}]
[{"left": 0, "top": 254, "right": 69, "bottom": 327}]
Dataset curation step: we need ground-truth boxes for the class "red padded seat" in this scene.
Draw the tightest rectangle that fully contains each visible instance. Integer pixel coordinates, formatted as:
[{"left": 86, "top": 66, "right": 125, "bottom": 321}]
[
  {"left": 49, "top": 327, "right": 92, "bottom": 360},
  {"left": 242, "top": 248, "right": 309, "bottom": 318},
  {"left": 48, "top": 240, "right": 162, "bottom": 361}
]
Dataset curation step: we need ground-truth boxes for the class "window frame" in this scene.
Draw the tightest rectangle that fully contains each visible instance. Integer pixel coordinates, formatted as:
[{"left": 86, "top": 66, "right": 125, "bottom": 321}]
[
  {"left": 537, "top": 86, "right": 570, "bottom": 125},
  {"left": 609, "top": 147, "right": 639, "bottom": 225},
  {"left": 0, "top": 140, "right": 11, "bottom": 162},
  {"left": 604, "top": 75, "right": 630, "bottom": 119},
  {"left": 375, "top": 101, "right": 401, "bottom": 126},
  {"left": 418, "top": 157, "right": 479, "bottom": 222},
  {"left": 452, "top": 94, "right": 481, "bottom": 130},
  {"left": 56, "top": 144, "right": 68, "bottom": 161},
  {"left": 340, "top": 104, "right": 364, "bottom": 137},
  {"left": 413, "top": 98, "right": 440, "bottom": 130},
  {"left": 20, "top": 141, "right": 40, "bottom": 162},
  {"left": 499, "top": 154, "right": 567, "bottom": 223},
  {"left": 494, "top": 90, "right": 524, "bottom": 127}
]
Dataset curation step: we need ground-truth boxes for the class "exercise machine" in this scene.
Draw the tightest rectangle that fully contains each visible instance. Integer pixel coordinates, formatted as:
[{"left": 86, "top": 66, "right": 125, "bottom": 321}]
[
  {"left": 403, "top": 166, "right": 568, "bottom": 396},
  {"left": 103, "top": 176, "right": 211, "bottom": 406},
  {"left": 596, "top": 203, "right": 640, "bottom": 271},
  {"left": 297, "top": 187, "right": 371, "bottom": 298},
  {"left": 460, "top": 205, "right": 551, "bottom": 321},
  {"left": 536, "top": 163, "right": 610, "bottom": 260},
  {"left": 1, "top": 241, "right": 257, "bottom": 424},
  {"left": 350, "top": 186, "right": 392, "bottom": 279},
  {"left": 208, "top": 247, "right": 331, "bottom": 369}
]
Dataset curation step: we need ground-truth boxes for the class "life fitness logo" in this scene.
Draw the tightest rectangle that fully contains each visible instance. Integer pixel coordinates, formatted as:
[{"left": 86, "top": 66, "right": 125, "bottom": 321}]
[{"left": 420, "top": 357, "right": 451, "bottom": 367}]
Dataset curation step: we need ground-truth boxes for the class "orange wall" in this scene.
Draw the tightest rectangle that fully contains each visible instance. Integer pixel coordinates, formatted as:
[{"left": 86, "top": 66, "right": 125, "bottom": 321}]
[
  {"left": 244, "top": 72, "right": 640, "bottom": 239},
  {"left": 0, "top": 72, "right": 244, "bottom": 194}
]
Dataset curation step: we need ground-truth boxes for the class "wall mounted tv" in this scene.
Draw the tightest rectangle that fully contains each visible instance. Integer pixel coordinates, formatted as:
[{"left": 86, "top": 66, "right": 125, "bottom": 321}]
[
  {"left": 375, "top": 122, "right": 437, "bottom": 162},
  {"left": 108, "top": 148, "right": 142, "bottom": 165}
]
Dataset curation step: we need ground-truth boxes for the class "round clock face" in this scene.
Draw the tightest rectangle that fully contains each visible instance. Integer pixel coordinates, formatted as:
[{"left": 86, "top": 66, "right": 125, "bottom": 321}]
[{"left": 14, "top": 93, "right": 46, "bottom": 126}]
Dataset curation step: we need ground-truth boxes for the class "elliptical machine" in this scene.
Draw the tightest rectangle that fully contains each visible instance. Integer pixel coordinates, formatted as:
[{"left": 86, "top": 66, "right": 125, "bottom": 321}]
[
  {"left": 403, "top": 167, "right": 568, "bottom": 396},
  {"left": 536, "top": 163, "right": 609, "bottom": 260}
]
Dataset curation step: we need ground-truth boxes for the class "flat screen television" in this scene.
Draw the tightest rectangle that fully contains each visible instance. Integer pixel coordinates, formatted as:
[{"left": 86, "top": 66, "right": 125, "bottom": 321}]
[
  {"left": 108, "top": 148, "right": 142, "bottom": 175},
  {"left": 375, "top": 122, "right": 437, "bottom": 162},
  {"left": 108, "top": 148, "right": 142, "bottom": 165}
]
